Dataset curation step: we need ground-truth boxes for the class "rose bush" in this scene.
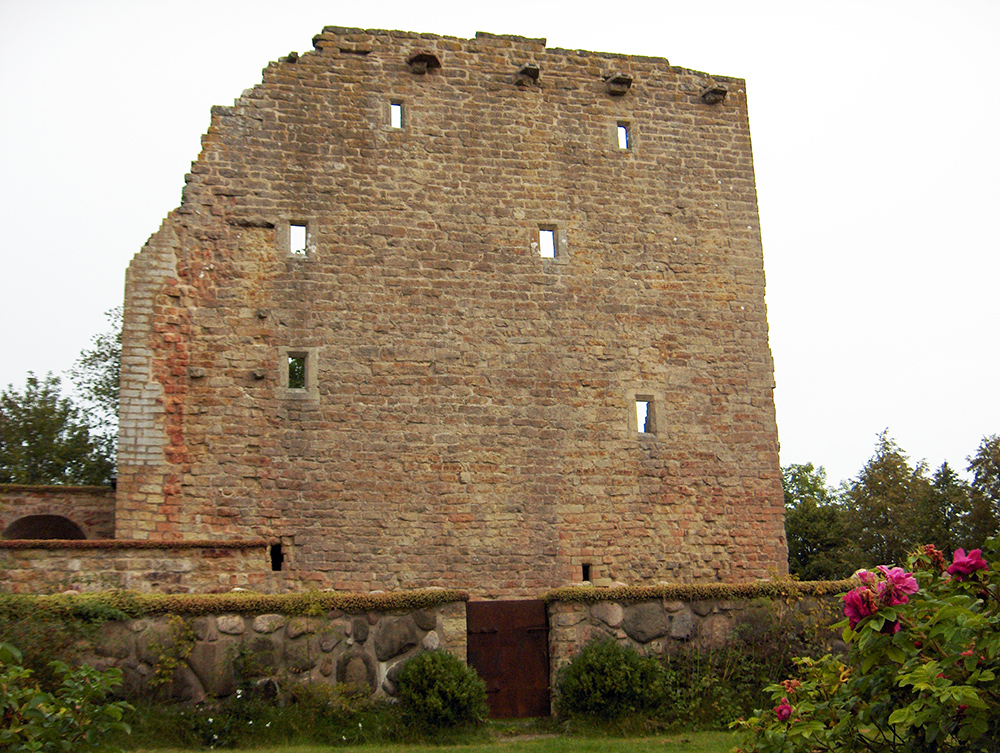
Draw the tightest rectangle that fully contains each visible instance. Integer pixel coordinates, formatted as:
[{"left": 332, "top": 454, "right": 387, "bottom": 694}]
[{"left": 732, "top": 538, "right": 1000, "bottom": 752}]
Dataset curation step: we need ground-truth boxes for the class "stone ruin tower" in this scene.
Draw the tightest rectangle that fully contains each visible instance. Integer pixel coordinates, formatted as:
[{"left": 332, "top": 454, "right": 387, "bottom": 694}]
[{"left": 116, "top": 27, "right": 787, "bottom": 597}]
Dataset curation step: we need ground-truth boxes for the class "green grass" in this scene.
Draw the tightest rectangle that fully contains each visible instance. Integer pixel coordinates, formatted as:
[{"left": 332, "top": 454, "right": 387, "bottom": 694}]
[{"left": 126, "top": 730, "right": 737, "bottom": 753}]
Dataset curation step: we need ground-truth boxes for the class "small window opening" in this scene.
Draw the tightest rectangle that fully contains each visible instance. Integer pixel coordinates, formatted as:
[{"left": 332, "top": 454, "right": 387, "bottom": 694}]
[
  {"left": 390, "top": 102, "right": 403, "bottom": 129},
  {"left": 617, "top": 123, "right": 630, "bottom": 150},
  {"left": 289, "top": 223, "right": 307, "bottom": 255},
  {"left": 636, "top": 398, "right": 654, "bottom": 434},
  {"left": 270, "top": 543, "right": 284, "bottom": 572},
  {"left": 539, "top": 228, "right": 556, "bottom": 258},
  {"left": 581, "top": 563, "right": 592, "bottom": 582},
  {"left": 288, "top": 356, "right": 306, "bottom": 389}
]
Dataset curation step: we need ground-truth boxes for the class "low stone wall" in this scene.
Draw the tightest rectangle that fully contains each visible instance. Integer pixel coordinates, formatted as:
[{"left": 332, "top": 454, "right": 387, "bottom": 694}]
[
  {"left": 92, "top": 601, "right": 468, "bottom": 703},
  {"left": 3, "top": 590, "right": 468, "bottom": 704},
  {"left": 0, "top": 484, "right": 115, "bottom": 539},
  {"left": 546, "top": 582, "right": 849, "bottom": 675},
  {"left": 0, "top": 540, "right": 275, "bottom": 594}
]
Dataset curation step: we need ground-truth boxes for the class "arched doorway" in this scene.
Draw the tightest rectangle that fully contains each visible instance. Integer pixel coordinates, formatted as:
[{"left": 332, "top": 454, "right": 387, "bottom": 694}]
[{"left": 1, "top": 515, "right": 86, "bottom": 540}]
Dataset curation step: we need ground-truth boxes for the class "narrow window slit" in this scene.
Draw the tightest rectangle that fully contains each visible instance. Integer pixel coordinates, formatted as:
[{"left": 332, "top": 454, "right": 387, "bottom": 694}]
[
  {"left": 390, "top": 102, "right": 403, "bottom": 129},
  {"left": 539, "top": 228, "right": 556, "bottom": 258},
  {"left": 288, "top": 356, "right": 306, "bottom": 389},
  {"left": 635, "top": 397, "right": 655, "bottom": 434},
  {"left": 289, "top": 223, "right": 308, "bottom": 255},
  {"left": 270, "top": 543, "right": 284, "bottom": 571},
  {"left": 617, "top": 122, "right": 630, "bottom": 150},
  {"left": 581, "top": 563, "right": 592, "bottom": 582}
]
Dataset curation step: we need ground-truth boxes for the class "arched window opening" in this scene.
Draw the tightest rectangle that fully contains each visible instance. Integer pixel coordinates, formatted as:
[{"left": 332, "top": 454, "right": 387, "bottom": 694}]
[{"left": 1, "top": 515, "right": 87, "bottom": 540}]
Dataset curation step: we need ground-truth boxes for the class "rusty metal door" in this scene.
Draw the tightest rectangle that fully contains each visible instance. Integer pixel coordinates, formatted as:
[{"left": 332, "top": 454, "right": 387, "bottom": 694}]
[{"left": 466, "top": 600, "right": 550, "bottom": 718}]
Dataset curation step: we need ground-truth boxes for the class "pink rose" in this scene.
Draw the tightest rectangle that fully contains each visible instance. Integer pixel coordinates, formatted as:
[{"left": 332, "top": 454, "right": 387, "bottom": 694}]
[
  {"left": 774, "top": 697, "right": 792, "bottom": 722},
  {"left": 876, "top": 565, "right": 919, "bottom": 606},
  {"left": 843, "top": 587, "right": 878, "bottom": 629},
  {"left": 948, "top": 549, "right": 989, "bottom": 581}
]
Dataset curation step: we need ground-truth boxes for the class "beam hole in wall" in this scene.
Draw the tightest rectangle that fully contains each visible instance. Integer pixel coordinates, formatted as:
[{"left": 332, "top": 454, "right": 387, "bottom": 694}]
[
  {"left": 538, "top": 227, "right": 556, "bottom": 258},
  {"left": 289, "top": 223, "right": 308, "bottom": 255},
  {"left": 270, "top": 543, "right": 284, "bottom": 571},
  {"left": 617, "top": 122, "right": 630, "bottom": 150},
  {"left": 390, "top": 102, "right": 403, "bottom": 129},
  {"left": 635, "top": 397, "right": 655, "bottom": 434},
  {"left": 288, "top": 356, "right": 306, "bottom": 389}
]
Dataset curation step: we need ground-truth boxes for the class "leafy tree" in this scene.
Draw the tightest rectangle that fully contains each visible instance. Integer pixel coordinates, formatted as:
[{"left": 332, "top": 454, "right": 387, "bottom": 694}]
[
  {"left": 918, "top": 462, "right": 973, "bottom": 555},
  {"left": 966, "top": 434, "right": 1000, "bottom": 548},
  {"left": 844, "top": 433, "right": 933, "bottom": 567},
  {"left": 782, "top": 463, "right": 857, "bottom": 579},
  {"left": 0, "top": 373, "right": 114, "bottom": 485},
  {"left": 69, "top": 306, "right": 121, "bottom": 446}
]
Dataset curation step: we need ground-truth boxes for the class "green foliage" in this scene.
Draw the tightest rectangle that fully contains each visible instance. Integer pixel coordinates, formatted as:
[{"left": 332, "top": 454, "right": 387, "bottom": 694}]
[
  {"left": 123, "top": 682, "right": 400, "bottom": 749},
  {"left": 845, "top": 433, "right": 933, "bottom": 567},
  {"left": 396, "top": 649, "right": 489, "bottom": 730},
  {"left": 556, "top": 639, "right": 664, "bottom": 720},
  {"left": 786, "top": 432, "right": 1000, "bottom": 579},
  {"left": 0, "top": 642, "right": 132, "bottom": 752},
  {"left": 552, "top": 599, "right": 846, "bottom": 730},
  {"left": 733, "top": 538, "right": 1000, "bottom": 752},
  {"left": 845, "top": 434, "right": 1000, "bottom": 566},
  {"left": 656, "top": 598, "right": 840, "bottom": 730},
  {"left": 920, "top": 462, "right": 973, "bottom": 555},
  {"left": 0, "top": 594, "right": 130, "bottom": 690},
  {"left": 783, "top": 463, "right": 856, "bottom": 580},
  {"left": 968, "top": 435, "right": 1000, "bottom": 547},
  {"left": 68, "top": 306, "right": 121, "bottom": 447},
  {"left": 0, "top": 373, "right": 114, "bottom": 485},
  {"left": 147, "top": 615, "right": 195, "bottom": 689}
]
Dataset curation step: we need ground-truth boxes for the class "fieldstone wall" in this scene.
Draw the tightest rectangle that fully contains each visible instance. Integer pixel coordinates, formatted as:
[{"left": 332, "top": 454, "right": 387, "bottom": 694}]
[
  {"left": 548, "top": 594, "right": 843, "bottom": 673},
  {"left": 117, "top": 25, "right": 786, "bottom": 596},
  {"left": 0, "top": 540, "right": 274, "bottom": 594},
  {"left": 85, "top": 601, "right": 467, "bottom": 702},
  {"left": 0, "top": 485, "right": 115, "bottom": 540}
]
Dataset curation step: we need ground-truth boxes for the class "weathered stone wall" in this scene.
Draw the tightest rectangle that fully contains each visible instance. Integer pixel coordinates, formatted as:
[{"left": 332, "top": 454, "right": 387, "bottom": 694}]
[
  {"left": 0, "top": 540, "right": 274, "bottom": 594},
  {"left": 118, "top": 26, "right": 786, "bottom": 597},
  {"left": 548, "top": 593, "right": 843, "bottom": 675},
  {"left": 75, "top": 602, "right": 466, "bottom": 703},
  {"left": 0, "top": 485, "right": 115, "bottom": 540}
]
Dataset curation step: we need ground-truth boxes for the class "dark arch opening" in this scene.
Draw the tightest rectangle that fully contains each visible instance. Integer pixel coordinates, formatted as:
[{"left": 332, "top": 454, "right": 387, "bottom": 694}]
[{"left": 2, "top": 515, "right": 86, "bottom": 540}]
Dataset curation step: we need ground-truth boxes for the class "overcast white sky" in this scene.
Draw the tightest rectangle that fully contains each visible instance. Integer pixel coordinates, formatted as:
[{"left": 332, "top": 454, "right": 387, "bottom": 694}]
[{"left": 2, "top": 0, "right": 998, "bottom": 486}]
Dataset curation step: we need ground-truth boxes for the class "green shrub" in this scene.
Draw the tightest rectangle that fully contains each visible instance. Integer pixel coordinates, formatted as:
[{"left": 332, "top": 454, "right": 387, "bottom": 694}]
[
  {"left": 658, "top": 597, "right": 841, "bottom": 729},
  {"left": 556, "top": 638, "right": 664, "bottom": 720},
  {"left": 395, "top": 650, "right": 488, "bottom": 730},
  {"left": 0, "top": 642, "right": 132, "bottom": 752}
]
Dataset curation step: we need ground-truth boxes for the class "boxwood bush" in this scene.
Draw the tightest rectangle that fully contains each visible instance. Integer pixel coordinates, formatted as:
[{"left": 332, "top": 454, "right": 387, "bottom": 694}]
[
  {"left": 555, "top": 638, "right": 664, "bottom": 719},
  {"left": 396, "top": 649, "right": 488, "bottom": 730}
]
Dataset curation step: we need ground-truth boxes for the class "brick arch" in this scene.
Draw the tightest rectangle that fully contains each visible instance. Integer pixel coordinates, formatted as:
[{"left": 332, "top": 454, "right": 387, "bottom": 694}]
[{"left": 2, "top": 515, "right": 87, "bottom": 540}]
